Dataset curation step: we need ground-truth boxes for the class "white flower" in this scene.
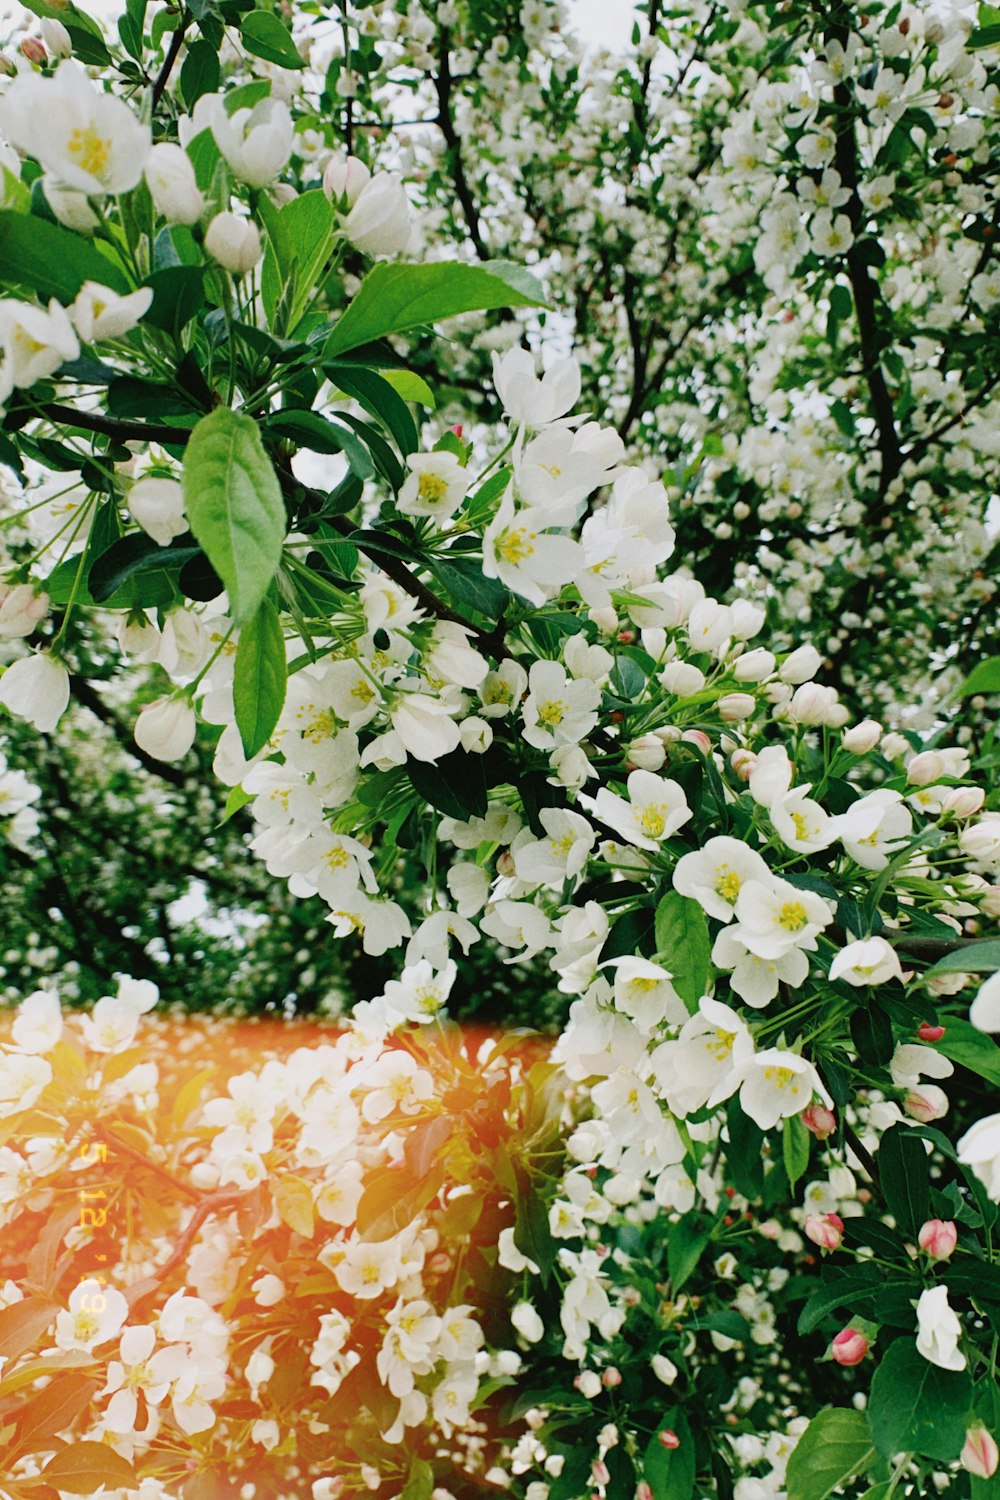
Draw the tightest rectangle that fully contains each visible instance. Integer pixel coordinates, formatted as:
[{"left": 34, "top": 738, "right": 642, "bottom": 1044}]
[
  {"left": 378, "top": 959, "right": 456, "bottom": 1024},
  {"left": 511, "top": 1302, "right": 545, "bottom": 1343},
  {"left": 389, "top": 692, "right": 461, "bottom": 762},
  {"left": 651, "top": 998, "right": 754, "bottom": 1116},
  {"left": 103, "top": 1325, "right": 187, "bottom": 1433},
  {"left": 0, "top": 298, "right": 79, "bottom": 389},
  {"left": 11, "top": 990, "right": 62, "bottom": 1053},
  {"left": 0, "top": 61, "right": 150, "bottom": 195},
  {"left": 970, "top": 971, "right": 1000, "bottom": 1033},
  {"left": 829, "top": 936, "right": 904, "bottom": 987},
  {"left": 134, "top": 697, "right": 196, "bottom": 763},
  {"left": 322, "top": 153, "right": 371, "bottom": 206},
  {"left": 732, "top": 877, "right": 834, "bottom": 960},
  {"left": 209, "top": 95, "right": 293, "bottom": 187},
  {"left": 498, "top": 1226, "right": 540, "bottom": 1273},
  {"left": 70, "top": 282, "right": 152, "bottom": 343},
  {"left": 712, "top": 924, "right": 809, "bottom": 1008},
  {"left": 145, "top": 142, "right": 205, "bottom": 225},
  {"left": 521, "top": 660, "right": 600, "bottom": 751},
  {"left": 769, "top": 786, "right": 835, "bottom": 854},
  {"left": 603, "top": 956, "right": 687, "bottom": 1033},
  {"left": 0, "top": 585, "right": 49, "bottom": 639},
  {"left": 673, "top": 836, "right": 772, "bottom": 921},
  {"left": 479, "top": 659, "right": 528, "bottom": 718},
  {"left": 957, "top": 1114, "right": 1000, "bottom": 1201},
  {"left": 0, "top": 653, "right": 70, "bottom": 733},
  {"left": 204, "top": 213, "right": 263, "bottom": 275},
  {"left": 513, "top": 807, "right": 595, "bottom": 887},
  {"left": 736, "top": 1050, "right": 832, "bottom": 1131},
  {"left": 833, "top": 789, "right": 912, "bottom": 871},
  {"left": 398, "top": 452, "right": 469, "bottom": 520},
  {"left": 483, "top": 495, "right": 582, "bottom": 605},
  {"left": 343, "top": 172, "right": 412, "bottom": 256},
  {"left": 0, "top": 1051, "right": 52, "bottom": 1116},
  {"left": 128, "top": 477, "right": 188, "bottom": 547},
  {"left": 582, "top": 769, "right": 692, "bottom": 852},
  {"left": 491, "top": 348, "right": 581, "bottom": 426},
  {"left": 55, "top": 1278, "right": 129, "bottom": 1352},
  {"left": 915, "top": 1286, "right": 966, "bottom": 1371}
]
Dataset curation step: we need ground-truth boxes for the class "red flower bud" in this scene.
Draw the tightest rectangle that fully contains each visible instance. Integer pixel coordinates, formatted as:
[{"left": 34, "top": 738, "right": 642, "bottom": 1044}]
[
  {"left": 831, "top": 1328, "right": 868, "bottom": 1366},
  {"left": 801, "top": 1103, "right": 836, "bottom": 1139},
  {"left": 917, "top": 1022, "right": 946, "bottom": 1042},
  {"left": 658, "top": 1429, "right": 681, "bottom": 1449}
]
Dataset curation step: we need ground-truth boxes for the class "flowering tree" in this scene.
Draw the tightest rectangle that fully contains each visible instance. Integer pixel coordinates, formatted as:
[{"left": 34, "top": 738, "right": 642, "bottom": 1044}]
[{"left": 1, "top": 3, "right": 1000, "bottom": 1499}]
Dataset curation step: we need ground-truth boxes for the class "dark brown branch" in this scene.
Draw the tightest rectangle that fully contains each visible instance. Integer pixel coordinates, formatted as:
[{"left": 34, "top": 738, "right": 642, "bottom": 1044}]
[
  {"left": 127, "top": 1190, "right": 246, "bottom": 1308},
  {"left": 833, "top": 80, "right": 903, "bottom": 496},
  {"left": 886, "top": 933, "right": 988, "bottom": 960},
  {"left": 151, "top": 8, "right": 190, "bottom": 112},
  {"left": 843, "top": 1123, "right": 881, "bottom": 1196},
  {"left": 34, "top": 403, "right": 189, "bottom": 449},
  {"left": 434, "top": 31, "right": 490, "bottom": 262}
]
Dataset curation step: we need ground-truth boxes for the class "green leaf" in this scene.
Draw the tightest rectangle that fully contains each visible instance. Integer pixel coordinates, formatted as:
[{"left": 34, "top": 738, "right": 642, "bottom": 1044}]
[
  {"left": 182, "top": 407, "right": 286, "bottom": 624},
  {"left": 88, "top": 534, "right": 192, "bottom": 607},
  {"left": 725, "top": 1098, "right": 764, "bottom": 1199},
  {"left": 141, "top": 266, "right": 205, "bottom": 334},
  {"left": 431, "top": 557, "right": 509, "bottom": 625},
  {"left": 923, "top": 941, "right": 1000, "bottom": 978},
  {"left": 180, "top": 38, "right": 221, "bottom": 107},
  {"left": 234, "top": 599, "right": 287, "bottom": 758},
  {"left": 643, "top": 1408, "right": 695, "bottom": 1499},
  {"left": 407, "top": 749, "right": 487, "bottom": 821},
  {"left": 381, "top": 369, "right": 436, "bottom": 408},
  {"left": 325, "top": 260, "right": 546, "bottom": 358},
  {"left": 959, "top": 657, "right": 1000, "bottom": 697},
  {"left": 512, "top": 1156, "right": 556, "bottom": 1286},
  {"left": 667, "top": 1218, "right": 709, "bottom": 1293},
  {"left": 18, "top": 0, "right": 103, "bottom": 36},
  {"left": 796, "top": 1267, "right": 885, "bottom": 1335},
  {"left": 0, "top": 209, "right": 128, "bottom": 302},
  {"left": 41, "top": 1441, "right": 138, "bottom": 1495},
  {"left": 877, "top": 1125, "right": 930, "bottom": 1236},
  {"left": 654, "top": 889, "right": 710, "bottom": 1011},
  {"left": 785, "top": 1408, "right": 875, "bottom": 1500},
  {"left": 263, "top": 410, "right": 374, "bottom": 476},
  {"left": 851, "top": 1001, "right": 895, "bottom": 1065},
  {"left": 260, "top": 190, "right": 334, "bottom": 332},
  {"left": 867, "top": 1338, "right": 972, "bottom": 1461},
  {"left": 782, "top": 1114, "right": 811, "bottom": 1191},
  {"left": 328, "top": 365, "right": 418, "bottom": 459},
  {"left": 934, "top": 1018, "right": 1000, "bottom": 1088},
  {"left": 240, "top": 9, "right": 304, "bottom": 67},
  {"left": 400, "top": 1459, "right": 435, "bottom": 1500}
]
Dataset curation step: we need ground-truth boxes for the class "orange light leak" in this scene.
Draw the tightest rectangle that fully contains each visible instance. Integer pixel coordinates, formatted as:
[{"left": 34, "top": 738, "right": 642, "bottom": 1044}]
[{"left": 0, "top": 1010, "right": 555, "bottom": 1495}]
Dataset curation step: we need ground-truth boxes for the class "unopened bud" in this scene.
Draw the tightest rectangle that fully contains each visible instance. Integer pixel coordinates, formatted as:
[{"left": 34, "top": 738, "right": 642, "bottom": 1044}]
[
  {"left": 20, "top": 36, "right": 46, "bottom": 63},
  {"left": 801, "top": 1103, "right": 836, "bottom": 1139},
  {"left": 680, "top": 729, "right": 711, "bottom": 754},
  {"left": 918, "top": 1218, "right": 957, "bottom": 1261},
  {"left": 657, "top": 1429, "right": 680, "bottom": 1450},
  {"left": 626, "top": 733, "right": 666, "bottom": 771},
  {"left": 830, "top": 1327, "right": 868, "bottom": 1366},
  {"left": 942, "top": 786, "right": 985, "bottom": 819},
  {"left": 718, "top": 692, "right": 756, "bottom": 723},
  {"left": 601, "top": 1366, "right": 622, "bottom": 1388},
  {"left": 917, "top": 1021, "right": 945, "bottom": 1042},
  {"left": 903, "top": 1085, "right": 949, "bottom": 1123},
  {"left": 842, "top": 719, "right": 882, "bottom": 754},
  {"left": 906, "top": 749, "right": 945, "bottom": 786},
  {"left": 804, "top": 1212, "right": 844, "bottom": 1252},
  {"left": 961, "top": 1427, "right": 999, "bottom": 1479}
]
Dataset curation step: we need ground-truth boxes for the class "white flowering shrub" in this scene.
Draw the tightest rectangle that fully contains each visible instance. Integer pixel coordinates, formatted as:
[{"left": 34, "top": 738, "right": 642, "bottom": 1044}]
[{"left": 0, "top": 3, "right": 999, "bottom": 1498}]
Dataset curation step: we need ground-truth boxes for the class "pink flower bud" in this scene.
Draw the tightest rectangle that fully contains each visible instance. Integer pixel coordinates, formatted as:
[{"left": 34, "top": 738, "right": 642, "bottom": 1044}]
[
  {"left": 918, "top": 1219, "right": 957, "bottom": 1261},
  {"left": 20, "top": 36, "right": 46, "bottom": 63},
  {"left": 449, "top": 424, "right": 464, "bottom": 438},
  {"left": 730, "top": 747, "right": 757, "bottom": 782},
  {"left": 680, "top": 729, "right": 711, "bottom": 754},
  {"left": 962, "top": 1426, "right": 1000, "bottom": 1479},
  {"left": 831, "top": 1328, "right": 868, "bottom": 1366},
  {"left": 601, "top": 1367, "right": 622, "bottom": 1388},
  {"left": 904, "top": 1085, "right": 949, "bottom": 1123},
  {"left": 805, "top": 1212, "right": 844, "bottom": 1251},
  {"left": 917, "top": 1022, "right": 946, "bottom": 1042},
  {"left": 591, "top": 1460, "right": 610, "bottom": 1485},
  {"left": 801, "top": 1103, "right": 836, "bottom": 1139},
  {"left": 658, "top": 1429, "right": 681, "bottom": 1449},
  {"left": 942, "top": 787, "right": 985, "bottom": 819},
  {"left": 636, "top": 1484, "right": 654, "bottom": 1500}
]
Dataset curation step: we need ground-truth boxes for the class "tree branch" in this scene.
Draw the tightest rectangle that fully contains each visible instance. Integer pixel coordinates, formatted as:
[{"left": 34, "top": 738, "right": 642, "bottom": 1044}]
[
  {"left": 833, "top": 80, "right": 903, "bottom": 496},
  {"left": 843, "top": 1122, "right": 882, "bottom": 1196},
  {"left": 150, "top": 8, "right": 190, "bottom": 113},
  {"left": 434, "top": 31, "right": 490, "bottom": 262},
  {"left": 886, "top": 932, "right": 987, "bottom": 960},
  {"left": 73, "top": 677, "right": 189, "bottom": 789},
  {"left": 33, "top": 403, "right": 189, "bottom": 449}
]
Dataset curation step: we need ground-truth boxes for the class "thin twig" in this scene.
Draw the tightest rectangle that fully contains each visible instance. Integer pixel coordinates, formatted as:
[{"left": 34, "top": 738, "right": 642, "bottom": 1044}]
[{"left": 151, "top": 8, "right": 190, "bottom": 112}]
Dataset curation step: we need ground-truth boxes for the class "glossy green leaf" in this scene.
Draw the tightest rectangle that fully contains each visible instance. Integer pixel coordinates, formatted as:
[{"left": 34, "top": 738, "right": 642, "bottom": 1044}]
[
  {"left": 380, "top": 368, "right": 436, "bottom": 408},
  {"left": 867, "top": 1338, "right": 971, "bottom": 1461},
  {"left": 877, "top": 1124, "right": 930, "bottom": 1236},
  {"left": 0, "top": 209, "right": 128, "bottom": 302},
  {"left": 643, "top": 1408, "right": 695, "bottom": 1499},
  {"left": 782, "top": 1114, "right": 811, "bottom": 1191},
  {"left": 654, "top": 889, "right": 710, "bottom": 1011},
  {"left": 934, "top": 1018, "right": 1000, "bottom": 1087},
  {"left": 959, "top": 656, "right": 1000, "bottom": 697},
  {"left": 260, "top": 190, "right": 334, "bottom": 331},
  {"left": 325, "top": 260, "right": 546, "bottom": 358},
  {"left": 667, "top": 1217, "right": 709, "bottom": 1293},
  {"left": 785, "top": 1408, "right": 875, "bottom": 1500},
  {"left": 234, "top": 599, "right": 287, "bottom": 758},
  {"left": 923, "top": 941, "right": 1000, "bottom": 978},
  {"left": 182, "top": 408, "right": 286, "bottom": 624},
  {"left": 41, "top": 1440, "right": 138, "bottom": 1495},
  {"left": 241, "top": 9, "right": 304, "bottom": 67}
]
